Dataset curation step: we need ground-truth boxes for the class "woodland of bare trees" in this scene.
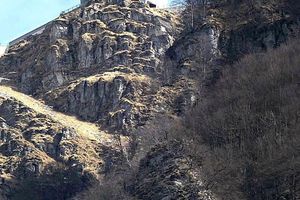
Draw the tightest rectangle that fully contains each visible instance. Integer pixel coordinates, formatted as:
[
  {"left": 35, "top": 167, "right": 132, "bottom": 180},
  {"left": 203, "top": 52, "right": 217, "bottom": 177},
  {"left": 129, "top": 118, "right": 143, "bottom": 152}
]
[{"left": 175, "top": 39, "right": 300, "bottom": 199}]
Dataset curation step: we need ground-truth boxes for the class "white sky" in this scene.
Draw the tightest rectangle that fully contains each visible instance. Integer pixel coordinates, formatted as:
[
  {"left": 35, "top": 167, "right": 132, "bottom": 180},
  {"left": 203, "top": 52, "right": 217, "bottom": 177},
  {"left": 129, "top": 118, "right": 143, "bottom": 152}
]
[
  {"left": 152, "top": 0, "right": 169, "bottom": 8},
  {"left": 0, "top": 46, "right": 6, "bottom": 57}
]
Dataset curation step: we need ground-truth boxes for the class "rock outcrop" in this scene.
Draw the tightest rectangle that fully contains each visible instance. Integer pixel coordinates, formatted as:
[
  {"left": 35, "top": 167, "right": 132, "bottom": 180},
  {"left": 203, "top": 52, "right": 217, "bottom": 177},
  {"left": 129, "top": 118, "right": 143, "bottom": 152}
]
[
  {"left": 1, "top": 0, "right": 181, "bottom": 94},
  {"left": 0, "top": 0, "right": 299, "bottom": 199},
  {"left": 130, "top": 142, "right": 216, "bottom": 200},
  {"left": 0, "top": 86, "right": 126, "bottom": 198},
  {"left": 0, "top": 0, "right": 184, "bottom": 133},
  {"left": 0, "top": 0, "right": 186, "bottom": 198}
]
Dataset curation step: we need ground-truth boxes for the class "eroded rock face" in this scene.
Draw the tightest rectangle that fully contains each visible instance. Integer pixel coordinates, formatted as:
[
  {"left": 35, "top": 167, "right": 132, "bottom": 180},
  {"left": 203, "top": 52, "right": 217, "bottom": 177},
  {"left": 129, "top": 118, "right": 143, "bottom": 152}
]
[
  {"left": 218, "top": 19, "right": 300, "bottom": 62},
  {"left": 163, "top": 24, "right": 222, "bottom": 85},
  {"left": 0, "top": 1, "right": 186, "bottom": 197},
  {"left": 130, "top": 142, "right": 216, "bottom": 200},
  {"left": 45, "top": 71, "right": 155, "bottom": 132},
  {"left": 163, "top": 18, "right": 300, "bottom": 86},
  {"left": 0, "top": 97, "right": 79, "bottom": 174},
  {"left": 0, "top": 0, "right": 299, "bottom": 199},
  {"left": 1, "top": 1, "right": 181, "bottom": 94},
  {"left": 0, "top": 92, "right": 126, "bottom": 198},
  {"left": 0, "top": 0, "right": 184, "bottom": 133}
]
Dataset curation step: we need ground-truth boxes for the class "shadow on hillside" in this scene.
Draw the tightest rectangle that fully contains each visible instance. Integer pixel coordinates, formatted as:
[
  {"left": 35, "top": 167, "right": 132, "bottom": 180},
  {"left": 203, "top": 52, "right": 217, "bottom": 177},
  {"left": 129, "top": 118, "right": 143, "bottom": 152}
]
[{"left": 9, "top": 163, "right": 95, "bottom": 200}]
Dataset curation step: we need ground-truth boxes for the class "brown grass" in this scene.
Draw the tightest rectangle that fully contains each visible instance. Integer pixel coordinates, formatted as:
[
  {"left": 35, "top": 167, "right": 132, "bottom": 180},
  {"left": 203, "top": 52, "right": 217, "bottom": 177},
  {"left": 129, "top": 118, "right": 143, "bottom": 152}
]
[{"left": 0, "top": 86, "right": 102, "bottom": 141}]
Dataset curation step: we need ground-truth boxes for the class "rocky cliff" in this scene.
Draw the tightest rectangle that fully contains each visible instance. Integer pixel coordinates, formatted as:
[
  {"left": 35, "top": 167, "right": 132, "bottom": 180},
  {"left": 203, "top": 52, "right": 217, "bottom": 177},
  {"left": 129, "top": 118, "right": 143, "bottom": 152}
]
[
  {"left": 0, "top": 0, "right": 185, "bottom": 135},
  {"left": 0, "top": 0, "right": 299, "bottom": 199},
  {"left": 0, "top": 0, "right": 196, "bottom": 199}
]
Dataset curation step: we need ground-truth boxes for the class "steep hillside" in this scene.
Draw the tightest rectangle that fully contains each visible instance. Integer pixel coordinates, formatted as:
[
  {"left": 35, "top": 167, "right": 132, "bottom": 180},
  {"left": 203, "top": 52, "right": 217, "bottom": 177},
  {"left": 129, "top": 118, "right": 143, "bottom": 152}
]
[
  {"left": 0, "top": 86, "right": 128, "bottom": 199},
  {"left": 0, "top": 0, "right": 185, "bottom": 134},
  {"left": 0, "top": 0, "right": 195, "bottom": 199},
  {"left": 177, "top": 39, "right": 300, "bottom": 200},
  {"left": 0, "top": 0, "right": 299, "bottom": 199}
]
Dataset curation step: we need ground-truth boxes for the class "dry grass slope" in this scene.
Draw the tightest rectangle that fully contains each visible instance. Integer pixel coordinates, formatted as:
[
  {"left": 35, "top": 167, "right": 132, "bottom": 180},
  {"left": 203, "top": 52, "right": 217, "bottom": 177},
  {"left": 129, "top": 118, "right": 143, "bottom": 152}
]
[{"left": 0, "top": 86, "right": 103, "bottom": 141}]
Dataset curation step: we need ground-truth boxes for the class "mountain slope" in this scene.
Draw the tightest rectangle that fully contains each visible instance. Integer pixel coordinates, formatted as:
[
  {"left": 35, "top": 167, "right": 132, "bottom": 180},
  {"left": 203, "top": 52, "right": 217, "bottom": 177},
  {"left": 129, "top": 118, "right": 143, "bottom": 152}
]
[
  {"left": 0, "top": 86, "right": 102, "bottom": 141},
  {"left": 0, "top": 85, "right": 130, "bottom": 199},
  {"left": 0, "top": 0, "right": 299, "bottom": 199},
  {"left": 0, "top": 0, "right": 185, "bottom": 199},
  {"left": 174, "top": 38, "right": 300, "bottom": 200},
  {"left": 0, "top": 0, "right": 184, "bottom": 134}
]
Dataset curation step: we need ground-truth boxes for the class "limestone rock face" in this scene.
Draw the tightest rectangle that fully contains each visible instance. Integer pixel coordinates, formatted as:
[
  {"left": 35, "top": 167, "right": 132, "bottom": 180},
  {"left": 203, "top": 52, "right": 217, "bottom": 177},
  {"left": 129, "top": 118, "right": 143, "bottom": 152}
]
[
  {"left": 1, "top": 2, "right": 180, "bottom": 94},
  {"left": 0, "top": 1, "right": 185, "bottom": 198},
  {"left": 163, "top": 16, "right": 299, "bottom": 87},
  {"left": 0, "top": 0, "right": 182, "bottom": 133},
  {"left": 0, "top": 87, "right": 125, "bottom": 198},
  {"left": 45, "top": 71, "right": 155, "bottom": 132},
  {"left": 163, "top": 24, "right": 222, "bottom": 85},
  {"left": 0, "top": 0, "right": 299, "bottom": 199}
]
